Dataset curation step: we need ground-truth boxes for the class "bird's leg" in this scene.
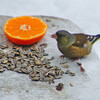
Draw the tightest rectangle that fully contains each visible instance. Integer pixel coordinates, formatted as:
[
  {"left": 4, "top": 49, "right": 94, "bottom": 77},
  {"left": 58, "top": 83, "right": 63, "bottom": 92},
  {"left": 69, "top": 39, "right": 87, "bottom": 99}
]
[
  {"left": 60, "top": 55, "right": 65, "bottom": 59},
  {"left": 77, "top": 62, "right": 85, "bottom": 72},
  {"left": 71, "top": 58, "right": 80, "bottom": 62}
]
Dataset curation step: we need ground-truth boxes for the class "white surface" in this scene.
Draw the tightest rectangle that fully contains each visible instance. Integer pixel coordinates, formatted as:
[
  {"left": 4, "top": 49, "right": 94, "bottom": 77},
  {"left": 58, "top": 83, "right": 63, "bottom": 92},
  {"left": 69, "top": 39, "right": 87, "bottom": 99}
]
[{"left": 0, "top": 0, "right": 100, "bottom": 58}]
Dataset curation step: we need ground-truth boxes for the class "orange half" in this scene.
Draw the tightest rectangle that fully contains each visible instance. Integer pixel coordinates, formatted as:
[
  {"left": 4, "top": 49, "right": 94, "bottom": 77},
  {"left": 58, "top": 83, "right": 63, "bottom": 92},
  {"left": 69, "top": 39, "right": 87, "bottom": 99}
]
[{"left": 4, "top": 16, "right": 48, "bottom": 45}]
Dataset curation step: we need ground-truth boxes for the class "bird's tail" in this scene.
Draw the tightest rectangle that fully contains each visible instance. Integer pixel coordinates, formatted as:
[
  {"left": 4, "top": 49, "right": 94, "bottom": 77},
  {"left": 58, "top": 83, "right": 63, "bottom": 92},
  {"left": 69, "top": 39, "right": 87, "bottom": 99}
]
[{"left": 88, "top": 34, "right": 100, "bottom": 44}]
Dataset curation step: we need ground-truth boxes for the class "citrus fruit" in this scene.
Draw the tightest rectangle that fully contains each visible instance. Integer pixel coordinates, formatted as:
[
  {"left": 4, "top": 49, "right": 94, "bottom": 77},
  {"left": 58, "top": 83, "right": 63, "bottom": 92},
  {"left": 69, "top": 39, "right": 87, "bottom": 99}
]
[{"left": 4, "top": 16, "right": 48, "bottom": 45}]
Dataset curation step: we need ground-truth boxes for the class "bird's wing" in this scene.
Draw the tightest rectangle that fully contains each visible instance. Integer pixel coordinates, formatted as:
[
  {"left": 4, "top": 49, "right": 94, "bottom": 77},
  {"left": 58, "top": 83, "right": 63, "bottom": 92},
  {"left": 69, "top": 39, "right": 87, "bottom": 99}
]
[
  {"left": 68, "top": 45, "right": 91, "bottom": 58},
  {"left": 72, "top": 33, "right": 88, "bottom": 47}
]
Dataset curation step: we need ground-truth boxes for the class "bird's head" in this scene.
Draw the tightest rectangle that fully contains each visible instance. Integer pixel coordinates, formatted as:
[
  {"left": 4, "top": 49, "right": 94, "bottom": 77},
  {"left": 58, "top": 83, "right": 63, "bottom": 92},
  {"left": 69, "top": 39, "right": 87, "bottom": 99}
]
[{"left": 51, "top": 30, "right": 75, "bottom": 46}]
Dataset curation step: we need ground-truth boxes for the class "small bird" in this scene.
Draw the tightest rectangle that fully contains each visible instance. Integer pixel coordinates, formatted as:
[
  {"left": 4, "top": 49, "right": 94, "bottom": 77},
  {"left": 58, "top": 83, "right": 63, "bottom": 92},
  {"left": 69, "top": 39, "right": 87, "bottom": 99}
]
[{"left": 51, "top": 30, "right": 100, "bottom": 58}]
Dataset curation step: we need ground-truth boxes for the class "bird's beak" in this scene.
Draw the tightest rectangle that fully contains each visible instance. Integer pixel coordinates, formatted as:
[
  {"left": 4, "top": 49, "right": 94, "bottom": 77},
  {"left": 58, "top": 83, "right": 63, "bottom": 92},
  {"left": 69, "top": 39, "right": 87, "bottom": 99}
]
[{"left": 51, "top": 34, "right": 57, "bottom": 39}]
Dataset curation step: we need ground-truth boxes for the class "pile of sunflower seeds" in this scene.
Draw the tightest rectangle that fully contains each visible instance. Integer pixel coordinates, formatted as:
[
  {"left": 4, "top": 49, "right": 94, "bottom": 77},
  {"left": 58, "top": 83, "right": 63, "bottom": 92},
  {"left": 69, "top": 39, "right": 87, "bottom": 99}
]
[{"left": 0, "top": 44, "right": 64, "bottom": 84}]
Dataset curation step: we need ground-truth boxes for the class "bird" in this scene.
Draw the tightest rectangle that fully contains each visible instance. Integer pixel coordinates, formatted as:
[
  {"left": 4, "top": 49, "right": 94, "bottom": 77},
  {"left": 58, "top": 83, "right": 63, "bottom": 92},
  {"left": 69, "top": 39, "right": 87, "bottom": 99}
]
[{"left": 51, "top": 30, "right": 100, "bottom": 59}]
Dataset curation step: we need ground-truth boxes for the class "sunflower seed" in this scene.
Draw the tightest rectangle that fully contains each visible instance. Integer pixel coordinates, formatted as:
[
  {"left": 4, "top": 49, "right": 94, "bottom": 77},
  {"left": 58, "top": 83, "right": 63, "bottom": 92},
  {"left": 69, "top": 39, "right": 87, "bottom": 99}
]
[
  {"left": 0, "top": 44, "right": 64, "bottom": 84},
  {"left": 69, "top": 72, "right": 75, "bottom": 76},
  {"left": 65, "top": 70, "right": 70, "bottom": 74},
  {"left": 0, "top": 44, "right": 8, "bottom": 49},
  {"left": 0, "top": 68, "right": 5, "bottom": 73},
  {"left": 40, "top": 43, "right": 47, "bottom": 48}
]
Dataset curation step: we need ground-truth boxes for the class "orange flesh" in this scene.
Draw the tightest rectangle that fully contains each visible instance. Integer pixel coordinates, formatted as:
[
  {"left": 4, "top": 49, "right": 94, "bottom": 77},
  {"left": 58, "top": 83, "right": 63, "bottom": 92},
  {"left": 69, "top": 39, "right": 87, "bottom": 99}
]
[{"left": 4, "top": 16, "right": 48, "bottom": 45}]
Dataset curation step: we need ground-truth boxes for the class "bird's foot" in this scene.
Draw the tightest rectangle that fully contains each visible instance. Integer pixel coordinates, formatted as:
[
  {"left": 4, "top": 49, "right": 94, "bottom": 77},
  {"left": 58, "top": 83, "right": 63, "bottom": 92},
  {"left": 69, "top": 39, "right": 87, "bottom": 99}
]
[
  {"left": 71, "top": 58, "right": 80, "bottom": 62},
  {"left": 60, "top": 55, "right": 65, "bottom": 59}
]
